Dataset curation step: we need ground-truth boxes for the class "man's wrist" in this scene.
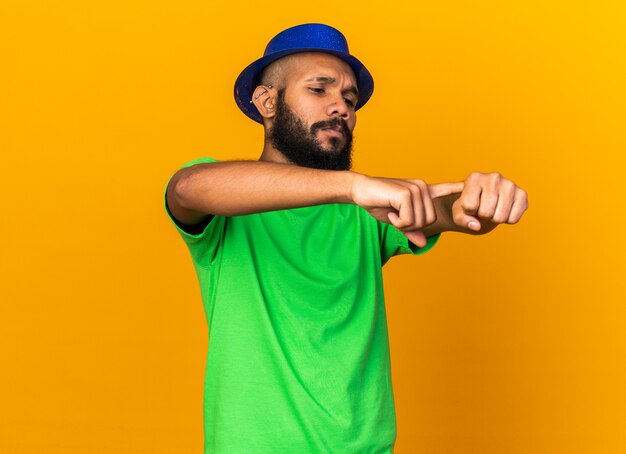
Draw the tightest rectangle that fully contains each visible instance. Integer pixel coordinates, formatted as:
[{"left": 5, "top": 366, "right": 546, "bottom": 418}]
[
  {"left": 341, "top": 170, "right": 362, "bottom": 205},
  {"left": 423, "top": 193, "right": 459, "bottom": 235}
]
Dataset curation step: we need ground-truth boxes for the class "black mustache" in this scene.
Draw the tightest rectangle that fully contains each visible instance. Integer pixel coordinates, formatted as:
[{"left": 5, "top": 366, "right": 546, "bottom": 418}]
[{"left": 310, "top": 119, "right": 350, "bottom": 136}]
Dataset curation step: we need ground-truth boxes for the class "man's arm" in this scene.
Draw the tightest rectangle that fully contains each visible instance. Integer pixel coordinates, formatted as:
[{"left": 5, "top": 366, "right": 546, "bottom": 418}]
[
  {"left": 167, "top": 161, "right": 527, "bottom": 246},
  {"left": 167, "top": 160, "right": 463, "bottom": 247},
  {"left": 168, "top": 160, "right": 353, "bottom": 222}
]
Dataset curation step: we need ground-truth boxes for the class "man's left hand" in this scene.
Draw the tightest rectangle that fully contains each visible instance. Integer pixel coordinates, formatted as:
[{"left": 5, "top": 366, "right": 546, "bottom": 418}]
[{"left": 428, "top": 172, "right": 529, "bottom": 235}]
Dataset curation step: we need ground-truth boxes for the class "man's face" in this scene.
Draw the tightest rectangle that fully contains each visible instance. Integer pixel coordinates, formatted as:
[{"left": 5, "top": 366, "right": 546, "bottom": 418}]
[{"left": 267, "top": 53, "right": 359, "bottom": 171}]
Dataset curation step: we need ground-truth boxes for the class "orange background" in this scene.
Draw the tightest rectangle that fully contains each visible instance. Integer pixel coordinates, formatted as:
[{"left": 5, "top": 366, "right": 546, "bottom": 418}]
[{"left": 1, "top": 1, "right": 625, "bottom": 453}]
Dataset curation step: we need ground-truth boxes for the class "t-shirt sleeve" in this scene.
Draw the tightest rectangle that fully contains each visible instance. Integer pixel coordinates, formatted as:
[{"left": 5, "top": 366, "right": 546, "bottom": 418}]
[
  {"left": 378, "top": 220, "right": 441, "bottom": 265},
  {"left": 164, "top": 157, "right": 226, "bottom": 267}
]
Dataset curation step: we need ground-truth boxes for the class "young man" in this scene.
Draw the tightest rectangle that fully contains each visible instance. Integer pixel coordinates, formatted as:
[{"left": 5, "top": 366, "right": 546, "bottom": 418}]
[{"left": 165, "top": 23, "right": 527, "bottom": 453}]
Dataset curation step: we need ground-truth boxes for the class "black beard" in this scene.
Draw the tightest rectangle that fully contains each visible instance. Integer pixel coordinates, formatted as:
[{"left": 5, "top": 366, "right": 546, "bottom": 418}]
[{"left": 268, "top": 89, "right": 353, "bottom": 171}]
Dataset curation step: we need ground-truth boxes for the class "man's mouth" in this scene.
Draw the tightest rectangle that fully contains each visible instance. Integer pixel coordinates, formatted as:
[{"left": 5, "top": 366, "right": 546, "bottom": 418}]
[{"left": 321, "top": 126, "right": 344, "bottom": 137}]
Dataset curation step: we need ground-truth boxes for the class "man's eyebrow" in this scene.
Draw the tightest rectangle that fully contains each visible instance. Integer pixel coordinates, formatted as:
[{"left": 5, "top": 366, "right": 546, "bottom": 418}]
[
  {"left": 304, "top": 76, "right": 359, "bottom": 98},
  {"left": 305, "top": 76, "right": 335, "bottom": 83}
]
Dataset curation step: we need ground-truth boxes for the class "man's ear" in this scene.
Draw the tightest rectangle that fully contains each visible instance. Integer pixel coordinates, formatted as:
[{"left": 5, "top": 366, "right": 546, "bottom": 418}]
[{"left": 251, "top": 85, "right": 276, "bottom": 120}]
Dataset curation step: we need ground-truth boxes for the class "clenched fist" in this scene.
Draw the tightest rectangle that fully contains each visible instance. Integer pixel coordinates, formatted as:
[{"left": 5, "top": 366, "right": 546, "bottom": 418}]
[{"left": 430, "top": 172, "right": 528, "bottom": 234}]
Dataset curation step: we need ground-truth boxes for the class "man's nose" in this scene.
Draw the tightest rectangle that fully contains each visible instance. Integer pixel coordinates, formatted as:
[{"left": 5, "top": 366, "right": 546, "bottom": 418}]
[{"left": 327, "top": 98, "right": 351, "bottom": 120}]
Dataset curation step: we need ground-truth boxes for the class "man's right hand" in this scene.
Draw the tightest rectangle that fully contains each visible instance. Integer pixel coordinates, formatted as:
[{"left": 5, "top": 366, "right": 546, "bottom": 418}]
[{"left": 350, "top": 174, "right": 463, "bottom": 246}]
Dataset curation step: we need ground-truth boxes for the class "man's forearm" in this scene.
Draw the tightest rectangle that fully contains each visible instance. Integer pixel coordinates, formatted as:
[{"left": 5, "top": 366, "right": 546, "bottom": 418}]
[{"left": 168, "top": 160, "right": 357, "bottom": 224}]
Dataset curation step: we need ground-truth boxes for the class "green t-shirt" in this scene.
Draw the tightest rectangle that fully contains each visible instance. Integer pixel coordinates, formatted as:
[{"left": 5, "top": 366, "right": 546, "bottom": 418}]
[{"left": 165, "top": 157, "right": 440, "bottom": 453}]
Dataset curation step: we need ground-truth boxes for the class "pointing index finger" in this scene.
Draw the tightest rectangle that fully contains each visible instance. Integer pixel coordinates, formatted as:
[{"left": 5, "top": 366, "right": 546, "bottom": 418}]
[{"left": 428, "top": 181, "right": 464, "bottom": 199}]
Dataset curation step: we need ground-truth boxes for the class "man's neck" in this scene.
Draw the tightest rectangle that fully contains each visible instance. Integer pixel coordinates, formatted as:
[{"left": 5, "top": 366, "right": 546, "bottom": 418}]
[{"left": 259, "top": 141, "right": 292, "bottom": 165}]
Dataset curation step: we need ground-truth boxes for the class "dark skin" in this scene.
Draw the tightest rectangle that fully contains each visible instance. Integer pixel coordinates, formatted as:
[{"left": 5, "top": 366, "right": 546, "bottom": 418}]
[{"left": 167, "top": 53, "right": 528, "bottom": 246}]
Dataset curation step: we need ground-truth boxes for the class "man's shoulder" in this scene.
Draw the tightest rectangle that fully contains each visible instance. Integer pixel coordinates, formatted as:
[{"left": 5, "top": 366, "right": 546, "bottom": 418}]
[{"left": 177, "top": 156, "right": 221, "bottom": 169}]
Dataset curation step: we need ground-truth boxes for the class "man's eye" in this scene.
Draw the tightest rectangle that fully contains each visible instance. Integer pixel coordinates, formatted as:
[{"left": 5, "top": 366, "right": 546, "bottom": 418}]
[
  {"left": 344, "top": 98, "right": 356, "bottom": 107},
  {"left": 309, "top": 87, "right": 325, "bottom": 94}
]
